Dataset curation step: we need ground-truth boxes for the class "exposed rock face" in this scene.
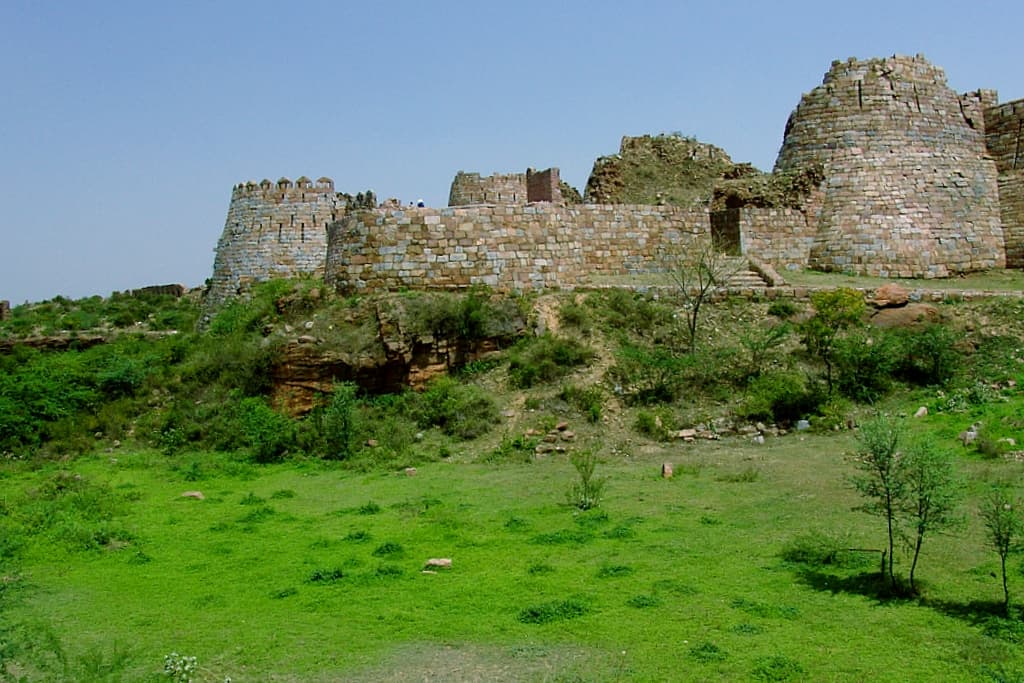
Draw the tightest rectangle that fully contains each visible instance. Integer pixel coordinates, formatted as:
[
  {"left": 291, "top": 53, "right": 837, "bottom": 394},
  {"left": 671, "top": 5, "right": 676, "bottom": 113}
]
[
  {"left": 585, "top": 134, "right": 736, "bottom": 206},
  {"left": 270, "top": 297, "right": 526, "bottom": 415},
  {"left": 775, "top": 55, "right": 1005, "bottom": 278}
]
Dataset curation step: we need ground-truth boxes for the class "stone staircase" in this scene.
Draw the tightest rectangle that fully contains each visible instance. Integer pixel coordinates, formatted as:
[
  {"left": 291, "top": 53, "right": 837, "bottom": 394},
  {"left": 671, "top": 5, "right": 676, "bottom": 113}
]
[{"left": 718, "top": 256, "right": 778, "bottom": 289}]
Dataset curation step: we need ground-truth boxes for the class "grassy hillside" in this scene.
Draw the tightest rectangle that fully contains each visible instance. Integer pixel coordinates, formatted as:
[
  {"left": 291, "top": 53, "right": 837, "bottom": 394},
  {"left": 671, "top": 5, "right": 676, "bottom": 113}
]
[{"left": 2, "top": 277, "right": 1024, "bottom": 680}]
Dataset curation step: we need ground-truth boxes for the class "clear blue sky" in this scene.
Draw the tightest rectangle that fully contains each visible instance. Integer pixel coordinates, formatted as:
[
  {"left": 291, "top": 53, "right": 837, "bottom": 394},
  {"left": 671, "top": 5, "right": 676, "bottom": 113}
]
[{"left": 2, "top": 0, "right": 1022, "bottom": 305}]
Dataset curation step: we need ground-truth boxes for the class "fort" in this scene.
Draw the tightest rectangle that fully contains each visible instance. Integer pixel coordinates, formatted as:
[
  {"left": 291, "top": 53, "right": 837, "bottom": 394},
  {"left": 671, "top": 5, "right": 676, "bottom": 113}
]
[{"left": 206, "top": 55, "right": 1024, "bottom": 306}]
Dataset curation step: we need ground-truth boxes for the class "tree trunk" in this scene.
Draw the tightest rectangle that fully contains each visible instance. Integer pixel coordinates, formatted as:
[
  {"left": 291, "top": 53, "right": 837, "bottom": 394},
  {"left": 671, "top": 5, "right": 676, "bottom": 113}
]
[{"left": 909, "top": 534, "right": 923, "bottom": 594}]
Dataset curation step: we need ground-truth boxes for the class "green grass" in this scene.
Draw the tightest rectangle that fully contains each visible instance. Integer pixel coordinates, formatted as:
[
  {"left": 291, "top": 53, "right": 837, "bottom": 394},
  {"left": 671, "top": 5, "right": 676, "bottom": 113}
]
[{"left": 3, "top": 435, "right": 1023, "bottom": 681}]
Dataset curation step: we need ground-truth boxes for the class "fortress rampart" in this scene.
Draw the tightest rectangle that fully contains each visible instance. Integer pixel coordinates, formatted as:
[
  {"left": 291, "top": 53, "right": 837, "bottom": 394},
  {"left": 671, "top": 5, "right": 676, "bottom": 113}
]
[
  {"left": 325, "top": 204, "right": 708, "bottom": 292},
  {"left": 206, "top": 55, "right": 1022, "bottom": 307},
  {"left": 775, "top": 55, "right": 1004, "bottom": 277},
  {"left": 206, "top": 177, "right": 347, "bottom": 307},
  {"left": 985, "top": 98, "right": 1024, "bottom": 268}
]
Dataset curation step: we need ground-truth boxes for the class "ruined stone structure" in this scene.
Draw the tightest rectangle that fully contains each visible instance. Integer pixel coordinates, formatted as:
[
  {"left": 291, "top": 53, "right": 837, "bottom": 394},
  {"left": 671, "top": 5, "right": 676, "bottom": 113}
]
[
  {"left": 448, "top": 172, "right": 527, "bottom": 206},
  {"left": 774, "top": 54, "right": 1004, "bottom": 277},
  {"left": 0, "top": 300, "right": 10, "bottom": 321},
  {"left": 207, "top": 55, "right": 1022, "bottom": 306},
  {"left": 447, "top": 168, "right": 563, "bottom": 206},
  {"left": 206, "top": 177, "right": 346, "bottom": 307},
  {"left": 985, "top": 99, "right": 1024, "bottom": 268},
  {"left": 325, "top": 204, "right": 707, "bottom": 292}
]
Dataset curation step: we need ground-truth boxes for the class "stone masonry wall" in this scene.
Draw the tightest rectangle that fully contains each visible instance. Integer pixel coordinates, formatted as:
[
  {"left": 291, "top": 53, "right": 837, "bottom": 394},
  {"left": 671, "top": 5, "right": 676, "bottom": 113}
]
[
  {"left": 206, "top": 177, "right": 346, "bottom": 307},
  {"left": 448, "top": 171, "right": 527, "bottom": 206},
  {"left": 985, "top": 98, "right": 1024, "bottom": 268},
  {"left": 775, "top": 55, "right": 1004, "bottom": 277},
  {"left": 325, "top": 204, "right": 710, "bottom": 293},
  {"left": 737, "top": 208, "right": 818, "bottom": 271},
  {"left": 1000, "top": 174, "right": 1024, "bottom": 268},
  {"left": 526, "top": 168, "right": 562, "bottom": 203},
  {"left": 985, "top": 99, "right": 1024, "bottom": 173}
]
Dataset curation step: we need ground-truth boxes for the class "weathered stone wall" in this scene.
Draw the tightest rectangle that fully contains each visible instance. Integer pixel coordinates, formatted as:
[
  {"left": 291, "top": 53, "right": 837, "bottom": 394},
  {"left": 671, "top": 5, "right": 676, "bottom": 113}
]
[
  {"left": 1000, "top": 174, "right": 1024, "bottom": 268},
  {"left": 325, "top": 204, "right": 709, "bottom": 292},
  {"left": 775, "top": 54, "right": 1004, "bottom": 277},
  {"left": 735, "top": 208, "right": 818, "bottom": 271},
  {"left": 985, "top": 98, "right": 1024, "bottom": 268},
  {"left": 526, "top": 168, "right": 562, "bottom": 203},
  {"left": 985, "top": 99, "right": 1024, "bottom": 173},
  {"left": 0, "top": 300, "right": 10, "bottom": 321},
  {"left": 448, "top": 171, "right": 527, "bottom": 206},
  {"left": 206, "top": 177, "right": 346, "bottom": 307}
]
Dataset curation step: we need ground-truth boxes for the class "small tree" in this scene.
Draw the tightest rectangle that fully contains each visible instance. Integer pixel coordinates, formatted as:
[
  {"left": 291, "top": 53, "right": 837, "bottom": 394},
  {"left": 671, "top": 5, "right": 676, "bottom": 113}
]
[
  {"left": 899, "top": 440, "right": 962, "bottom": 594},
  {"left": 800, "top": 288, "right": 866, "bottom": 393},
  {"left": 321, "top": 381, "right": 358, "bottom": 460},
  {"left": 851, "top": 415, "right": 905, "bottom": 589},
  {"left": 979, "top": 484, "right": 1024, "bottom": 615},
  {"left": 666, "top": 238, "right": 743, "bottom": 353},
  {"left": 567, "top": 450, "right": 606, "bottom": 510}
]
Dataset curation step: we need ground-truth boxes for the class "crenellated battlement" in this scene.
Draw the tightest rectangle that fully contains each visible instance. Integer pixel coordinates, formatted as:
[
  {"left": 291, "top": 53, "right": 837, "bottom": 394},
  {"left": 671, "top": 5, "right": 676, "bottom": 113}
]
[{"left": 231, "top": 176, "right": 338, "bottom": 203}]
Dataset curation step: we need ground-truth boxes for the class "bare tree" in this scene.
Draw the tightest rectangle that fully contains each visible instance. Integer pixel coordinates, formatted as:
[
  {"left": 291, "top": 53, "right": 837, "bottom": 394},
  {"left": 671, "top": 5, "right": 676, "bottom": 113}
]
[{"left": 666, "top": 237, "right": 743, "bottom": 353}]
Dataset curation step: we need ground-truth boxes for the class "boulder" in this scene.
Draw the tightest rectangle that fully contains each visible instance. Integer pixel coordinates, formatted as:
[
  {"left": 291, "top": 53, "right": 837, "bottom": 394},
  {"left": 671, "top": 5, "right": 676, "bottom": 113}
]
[
  {"left": 871, "top": 283, "right": 910, "bottom": 308},
  {"left": 869, "top": 303, "right": 940, "bottom": 329}
]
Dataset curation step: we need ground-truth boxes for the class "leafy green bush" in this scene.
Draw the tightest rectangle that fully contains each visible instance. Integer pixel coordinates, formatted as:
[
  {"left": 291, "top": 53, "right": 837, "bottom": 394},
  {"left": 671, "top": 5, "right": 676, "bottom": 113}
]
[
  {"left": 767, "top": 300, "right": 799, "bottom": 319},
  {"left": 633, "top": 409, "right": 673, "bottom": 441},
  {"left": 559, "top": 384, "right": 604, "bottom": 423},
  {"left": 507, "top": 334, "right": 595, "bottom": 388},
  {"left": 320, "top": 382, "right": 358, "bottom": 460},
  {"left": 737, "top": 371, "right": 822, "bottom": 425},
  {"left": 408, "top": 377, "right": 498, "bottom": 439},
  {"left": 895, "top": 324, "right": 962, "bottom": 386},
  {"left": 833, "top": 330, "right": 901, "bottom": 402},
  {"left": 607, "top": 344, "right": 689, "bottom": 405},
  {"left": 238, "top": 398, "right": 294, "bottom": 463}
]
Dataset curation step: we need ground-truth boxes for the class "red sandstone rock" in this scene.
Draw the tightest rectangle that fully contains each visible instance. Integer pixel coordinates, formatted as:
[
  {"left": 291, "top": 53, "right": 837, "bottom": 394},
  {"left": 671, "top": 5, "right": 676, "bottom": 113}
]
[{"left": 871, "top": 284, "right": 910, "bottom": 308}]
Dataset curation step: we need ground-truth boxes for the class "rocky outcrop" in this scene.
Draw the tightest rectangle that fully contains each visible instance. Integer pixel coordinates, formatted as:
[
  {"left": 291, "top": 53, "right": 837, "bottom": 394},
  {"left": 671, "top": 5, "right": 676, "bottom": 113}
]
[
  {"left": 584, "top": 134, "right": 737, "bottom": 206},
  {"left": 270, "top": 297, "right": 527, "bottom": 414}
]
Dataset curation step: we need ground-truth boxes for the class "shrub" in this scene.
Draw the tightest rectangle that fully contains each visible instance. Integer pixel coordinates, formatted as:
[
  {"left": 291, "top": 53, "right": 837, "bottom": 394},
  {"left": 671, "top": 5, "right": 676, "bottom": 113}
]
[
  {"left": 567, "top": 450, "right": 606, "bottom": 511},
  {"left": 737, "top": 371, "right": 822, "bottom": 425},
  {"left": 633, "top": 409, "right": 672, "bottom": 441},
  {"left": 833, "top": 330, "right": 901, "bottom": 402},
  {"left": 238, "top": 397, "right": 294, "bottom": 463},
  {"left": 689, "top": 642, "right": 727, "bottom": 663},
  {"left": 559, "top": 384, "right": 604, "bottom": 423},
  {"left": 321, "top": 382, "right": 358, "bottom": 460},
  {"left": 895, "top": 324, "right": 962, "bottom": 386},
  {"left": 507, "top": 334, "right": 595, "bottom": 388},
  {"left": 409, "top": 377, "right": 499, "bottom": 439},
  {"left": 767, "top": 300, "right": 799, "bottom": 319},
  {"left": 607, "top": 344, "right": 689, "bottom": 405}
]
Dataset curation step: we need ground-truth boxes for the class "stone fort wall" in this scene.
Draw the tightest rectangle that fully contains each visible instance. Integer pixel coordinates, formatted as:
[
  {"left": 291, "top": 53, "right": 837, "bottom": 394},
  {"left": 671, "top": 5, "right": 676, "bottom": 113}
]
[
  {"left": 448, "top": 172, "right": 527, "bottom": 206},
  {"left": 775, "top": 55, "right": 1005, "bottom": 277},
  {"left": 206, "top": 177, "right": 346, "bottom": 307},
  {"left": 985, "top": 98, "right": 1024, "bottom": 268},
  {"left": 325, "top": 204, "right": 709, "bottom": 292},
  {"left": 207, "top": 55, "right": 1022, "bottom": 306}
]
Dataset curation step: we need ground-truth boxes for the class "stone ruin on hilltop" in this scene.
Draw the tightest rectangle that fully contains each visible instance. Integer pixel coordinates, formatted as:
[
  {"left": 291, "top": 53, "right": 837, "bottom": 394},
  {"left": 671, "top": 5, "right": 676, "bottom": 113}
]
[{"left": 205, "top": 54, "right": 1024, "bottom": 306}]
